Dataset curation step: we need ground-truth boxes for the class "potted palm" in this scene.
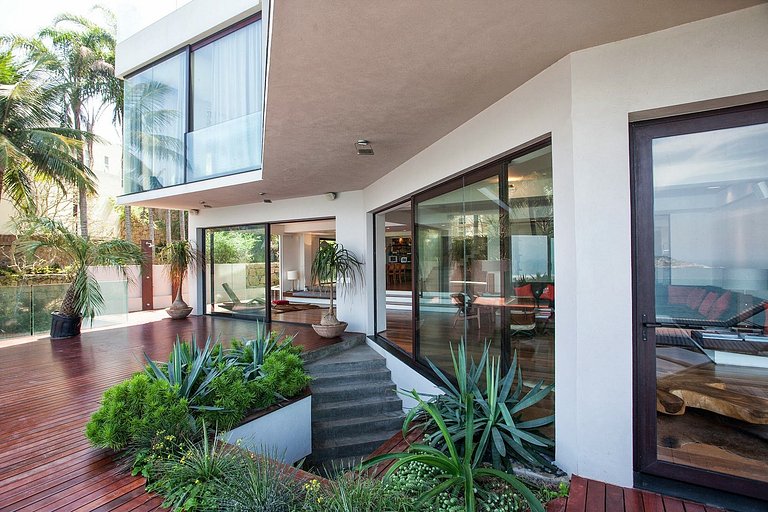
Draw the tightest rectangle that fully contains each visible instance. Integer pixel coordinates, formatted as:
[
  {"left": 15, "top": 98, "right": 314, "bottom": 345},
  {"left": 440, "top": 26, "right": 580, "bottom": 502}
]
[
  {"left": 158, "top": 240, "right": 197, "bottom": 319},
  {"left": 19, "top": 217, "right": 143, "bottom": 339},
  {"left": 310, "top": 241, "right": 363, "bottom": 338}
]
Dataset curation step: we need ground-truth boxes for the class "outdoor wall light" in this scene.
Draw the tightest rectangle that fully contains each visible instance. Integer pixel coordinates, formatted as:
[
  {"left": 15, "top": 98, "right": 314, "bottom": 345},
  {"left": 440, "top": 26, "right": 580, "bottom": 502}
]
[{"left": 356, "top": 139, "right": 374, "bottom": 155}]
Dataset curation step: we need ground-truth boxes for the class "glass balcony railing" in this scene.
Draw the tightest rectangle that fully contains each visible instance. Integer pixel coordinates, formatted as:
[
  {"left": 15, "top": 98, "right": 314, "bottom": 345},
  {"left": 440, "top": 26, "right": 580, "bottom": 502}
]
[
  {"left": 0, "top": 281, "right": 129, "bottom": 340},
  {"left": 186, "top": 112, "right": 263, "bottom": 182}
]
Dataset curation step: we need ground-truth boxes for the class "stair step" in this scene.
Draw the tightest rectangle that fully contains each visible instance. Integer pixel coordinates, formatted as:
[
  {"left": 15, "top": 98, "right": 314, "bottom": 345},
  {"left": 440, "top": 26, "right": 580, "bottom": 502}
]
[
  {"left": 306, "top": 345, "right": 387, "bottom": 375},
  {"left": 311, "top": 381, "right": 397, "bottom": 404},
  {"left": 310, "top": 367, "right": 391, "bottom": 387},
  {"left": 313, "top": 411, "right": 404, "bottom": 437},
  {"left": 312, "top": 395, "right": 403, "bottom": 420},
  {"left": 311, "top": 431, "right": 395, "bottom": 461}
]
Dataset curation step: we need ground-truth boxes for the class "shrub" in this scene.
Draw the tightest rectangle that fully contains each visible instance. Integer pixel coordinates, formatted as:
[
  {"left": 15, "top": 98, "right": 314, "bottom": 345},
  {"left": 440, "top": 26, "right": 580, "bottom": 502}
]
[
  {"left": 217, "top": 451, "right": 304, "bottom": 511},
  {"left": 301, "top": 473, "right": 412, "bottom": 512},
  {"left": 197, "top": 365, "right": 255, "bottom": 431},
  {"left": 144, "top": 335, "right": 232, "bottom": 409},
  {"left": 410, "top": 340, "right": 555, "bottom": 471},
  {"left": 362, "top": 392, "right": 544, "bottom": 512},
  {"left": 260, "top": 349, "right": 311, "bottom": 399},
  {"left": 228, "top": 321, "right": 298, "bottom": 381},
  {"left": 148, "top": 427, "right": 245, "bottom": 512},
  {"left": 85, "top": 373, "right": 191, "bottom": 451}
]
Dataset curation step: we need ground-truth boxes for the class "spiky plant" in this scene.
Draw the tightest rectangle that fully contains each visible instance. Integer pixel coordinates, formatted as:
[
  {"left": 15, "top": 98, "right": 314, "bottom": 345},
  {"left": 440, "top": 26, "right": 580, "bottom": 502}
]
[
  {"left": 19, "top": 216, "right": 143, "bottom": 322},
  {"left": 158, "top": 240, "right": 197, "bottom": 308},
  {"left": 310, "top": 242, "right": 363, "bottom": 326}
]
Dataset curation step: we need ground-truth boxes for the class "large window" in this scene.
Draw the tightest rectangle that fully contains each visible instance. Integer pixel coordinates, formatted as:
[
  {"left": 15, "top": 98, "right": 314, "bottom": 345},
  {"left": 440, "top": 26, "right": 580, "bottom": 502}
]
[
  {"left": 374, "top": 142, "right": 555, "bottom": 432},
  {"left": 188, "top": 21, "right": 263, "bottom": 181},
  {"left": 122, "top": 16, "right": 263, "bottom": 195},
  {"left": 123, "top": 53, "right": 187, "bottom": 194}
]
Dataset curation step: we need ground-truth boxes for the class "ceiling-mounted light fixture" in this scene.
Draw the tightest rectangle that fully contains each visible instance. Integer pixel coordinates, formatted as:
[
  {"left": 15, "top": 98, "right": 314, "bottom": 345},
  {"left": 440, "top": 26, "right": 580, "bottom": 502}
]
[
  {"left": 356, "top": 139, "right": 373, "bottom": 156},
  {"left": 259, "top": 192, "right": 267, "bottom": 196},
  {"left": 264, "top": 199, "right": 272, "bottom": 204}
]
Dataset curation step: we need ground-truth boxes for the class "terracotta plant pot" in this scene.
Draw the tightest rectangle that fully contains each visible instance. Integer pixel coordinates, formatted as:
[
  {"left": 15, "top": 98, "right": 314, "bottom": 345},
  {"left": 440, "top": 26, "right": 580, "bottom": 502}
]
[
  {"left": 311, "top": 321, "right": 348, "bottom": 338},
  {"left": 50, "top": 312, "right": 82, "bottom": 339}
]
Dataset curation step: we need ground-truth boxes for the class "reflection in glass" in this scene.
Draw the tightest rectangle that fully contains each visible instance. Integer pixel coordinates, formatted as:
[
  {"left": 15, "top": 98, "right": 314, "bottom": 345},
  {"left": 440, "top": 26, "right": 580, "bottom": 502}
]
[
  {"left": 188, "top": 20, "right": 263, "bottom": 181},
  {"left": 123, "top": 53, "right": 186, "bottom": 194},
  {"left": 205, "top": 225, "right": 268, "bottom": 319},
  {"left": 652, "top": 122, "right": 768, "bottom": 483}
]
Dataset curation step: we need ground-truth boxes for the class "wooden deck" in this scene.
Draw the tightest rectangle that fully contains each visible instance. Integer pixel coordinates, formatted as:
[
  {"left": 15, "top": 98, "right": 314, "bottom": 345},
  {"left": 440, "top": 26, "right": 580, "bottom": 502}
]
[
  {"left": 364, "top": 431, "right": 725, "bottom": 512},
  {"left": 0, "top": 315, "right": 340, "bottom": 512}
]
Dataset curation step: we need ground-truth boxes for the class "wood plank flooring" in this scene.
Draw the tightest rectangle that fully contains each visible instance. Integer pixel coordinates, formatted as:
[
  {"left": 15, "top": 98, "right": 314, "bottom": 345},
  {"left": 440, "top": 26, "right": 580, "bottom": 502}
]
[{"left": 0, "top": 315, "right": 341, "bottom": 512}]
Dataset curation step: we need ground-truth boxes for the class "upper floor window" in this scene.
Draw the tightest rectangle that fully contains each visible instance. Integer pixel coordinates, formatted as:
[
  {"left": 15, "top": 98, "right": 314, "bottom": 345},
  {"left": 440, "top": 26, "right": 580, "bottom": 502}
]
[
  {"left": 122, "top": 16, "right": 262, "bottom": 194},
  {"left": 188, "top": 21, "right": 263, "bottom": 181},
  {"left": 123, "top": 52, "right": 187, "bottom": 193}
]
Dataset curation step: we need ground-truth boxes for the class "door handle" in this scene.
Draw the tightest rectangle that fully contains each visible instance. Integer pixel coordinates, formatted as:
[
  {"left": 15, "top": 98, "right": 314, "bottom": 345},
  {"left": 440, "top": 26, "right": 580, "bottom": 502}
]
[{"left": 641, "top": 314, "right": 661, "bottom": 341}]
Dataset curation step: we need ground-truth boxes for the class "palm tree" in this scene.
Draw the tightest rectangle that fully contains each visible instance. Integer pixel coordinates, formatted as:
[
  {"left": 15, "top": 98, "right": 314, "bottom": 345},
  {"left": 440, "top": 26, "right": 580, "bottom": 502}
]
[
  {"left": 310, "top": 242, "right": 363, "bottom": 330},
  {"left": 19, "top": 216, "right": 143, "bottom": 338},
  {"left": 158, "top": 240, "right": 197, "bottom": 319},
  {"left": 0, "top": 53, "right": 95, "bottom": 212},
  {"left": 13, "top": 8, "right": 120, "bottom": 237}
]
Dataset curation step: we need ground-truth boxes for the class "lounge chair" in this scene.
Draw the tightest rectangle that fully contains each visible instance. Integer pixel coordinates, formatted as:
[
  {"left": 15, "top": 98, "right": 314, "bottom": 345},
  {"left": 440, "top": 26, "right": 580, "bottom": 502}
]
[{"left": 220, "top": 283, "right": 266, "bottom": 313}]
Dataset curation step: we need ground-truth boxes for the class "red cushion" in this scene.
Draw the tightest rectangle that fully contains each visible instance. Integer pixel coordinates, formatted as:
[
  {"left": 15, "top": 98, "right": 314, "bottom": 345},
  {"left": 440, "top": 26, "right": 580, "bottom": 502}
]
[
  {"left": 707, "top": 291, "right": 732, "bottom": 320},
  {"left": 667, "top": 286, "right": 690, "bottom": 305},
  {"left": 540, "top": 284, "right": 554, "bottom": 301},
  {"left": 697, "top": 292, "right": 719, "bottom": 317},
  {"left": 685, "top": 288, "right": 707, "bottom": 310},
  {"left": 272, "top": 300, "right": 289, "bottom": 305},
  {"left": 514, "top": 284, "right": 533, "bottom": 298}
]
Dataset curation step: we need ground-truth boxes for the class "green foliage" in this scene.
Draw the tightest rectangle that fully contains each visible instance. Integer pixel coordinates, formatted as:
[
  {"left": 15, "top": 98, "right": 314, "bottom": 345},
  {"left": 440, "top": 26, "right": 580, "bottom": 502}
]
[
  {"left": 228, "top": 321, "right": 298, "bottom": 381},
  {"left": 196, "top": 365, "right": 254, "bottom": 431},
  {"left": 18, "top": 216, "right": 143, "bottom": 321},
  {"left": 148, "top": 426, "right": 245, "bottom": 512},
  {"left": 261, "top": 349, "right": 312, "bottom": 399},
  {"left": 158, "top": 240, "right": 197, "bottom": 293},
  {"left": 411, "top": 340, "right": 554, "bottom": 471},
  {"left": 144, "top": 335, "right": 232, "bottom": 408},
  {"left": 211, "top": 230, "right": 260, "bottom": 263},
  {"left": 362, "top": 392, "right": 544, "bottom": 512},
  {"left": 85, "top": 373, "right": 191, "bottom": 451},
  {"left": 217, "top": 451, "right": 304, "bottom": 511},
  {"left": 301, "top": 473, "right": 412, "bottom": 512},
  {"left": 310, "top": 241, "right": 363, "bottom": 290}
]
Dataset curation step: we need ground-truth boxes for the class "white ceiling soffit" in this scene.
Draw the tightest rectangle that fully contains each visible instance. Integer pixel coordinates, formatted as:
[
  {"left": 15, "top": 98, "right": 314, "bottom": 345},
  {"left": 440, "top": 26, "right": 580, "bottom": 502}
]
[{"left": 260, "top": 0, "right": 761, "bottom": 201}]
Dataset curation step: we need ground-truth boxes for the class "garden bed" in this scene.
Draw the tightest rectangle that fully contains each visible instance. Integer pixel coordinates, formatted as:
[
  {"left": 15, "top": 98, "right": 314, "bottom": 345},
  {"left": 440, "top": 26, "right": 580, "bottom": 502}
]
[{"left": 220, "top": 388, "right": 312, "bottom": 464}]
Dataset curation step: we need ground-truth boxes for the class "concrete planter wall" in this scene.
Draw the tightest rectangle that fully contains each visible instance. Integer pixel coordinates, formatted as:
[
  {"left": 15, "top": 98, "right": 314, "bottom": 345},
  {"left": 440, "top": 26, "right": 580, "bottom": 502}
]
[{"left": 220, "top": 394, "right": 312, "bottom": 464}]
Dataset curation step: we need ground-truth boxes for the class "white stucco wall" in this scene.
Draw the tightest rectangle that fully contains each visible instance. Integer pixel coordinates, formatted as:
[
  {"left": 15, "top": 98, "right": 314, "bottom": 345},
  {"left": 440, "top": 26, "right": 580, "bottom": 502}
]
[
  {"left": 360, "top": 4, "right": 768, "bottom": 487},
  {"left": 187, "top": 191, "right": 368, "bottom": 333}
]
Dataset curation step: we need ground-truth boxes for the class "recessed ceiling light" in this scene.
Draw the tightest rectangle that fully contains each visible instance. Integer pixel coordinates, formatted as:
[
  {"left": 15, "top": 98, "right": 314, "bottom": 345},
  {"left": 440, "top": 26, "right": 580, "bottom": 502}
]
[{"left": 259, "top": 192, "right": 267, "bottom": 196}]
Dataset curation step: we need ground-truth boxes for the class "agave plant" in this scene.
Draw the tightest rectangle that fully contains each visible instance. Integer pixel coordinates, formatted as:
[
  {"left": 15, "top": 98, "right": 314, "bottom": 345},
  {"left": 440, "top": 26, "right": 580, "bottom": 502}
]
[
  {"left": 227, "top": 321, "right": 297, "bottom": 381},
  {"left": 407, "top": 340, "right": 555, "bottom": 471},
  {"left": 144, "top": 335, "right": 231, "bottom": 408},
  {"left": 361, "top": 392, "right": 545, "bottom": 512}
]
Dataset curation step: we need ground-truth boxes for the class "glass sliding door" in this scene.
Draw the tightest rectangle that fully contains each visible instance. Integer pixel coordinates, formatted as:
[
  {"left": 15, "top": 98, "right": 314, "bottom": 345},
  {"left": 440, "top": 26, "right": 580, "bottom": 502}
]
[
  {"left": 632, "top": 104, "right": 768, "bottom": 499},
  {"left": 415, "top": 167, "right": 505, "bottom": 373},
  {"left": 505, "top": 145, "right": 555, "bottom": 423},
  {"left": 374, "top": 202, "right": 414, "bottom": 354},
  {"left": 205, "top": 224, "right": 268, "bottom": 319}
]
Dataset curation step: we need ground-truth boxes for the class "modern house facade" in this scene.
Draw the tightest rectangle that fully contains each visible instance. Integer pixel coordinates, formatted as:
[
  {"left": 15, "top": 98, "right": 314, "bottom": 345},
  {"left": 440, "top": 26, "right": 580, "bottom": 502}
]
[{"left": 116, "top": 1, "right": 768, "bottom": 509}]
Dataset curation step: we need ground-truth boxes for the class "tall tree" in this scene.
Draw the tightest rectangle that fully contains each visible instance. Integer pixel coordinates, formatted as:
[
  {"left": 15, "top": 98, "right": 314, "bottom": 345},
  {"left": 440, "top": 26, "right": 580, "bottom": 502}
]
[
  {"left": 15, "top": 8, "right": 119, "bottom": 237},
  {"left": 0, "top": 52, "right": 95, "bottom": 212}
]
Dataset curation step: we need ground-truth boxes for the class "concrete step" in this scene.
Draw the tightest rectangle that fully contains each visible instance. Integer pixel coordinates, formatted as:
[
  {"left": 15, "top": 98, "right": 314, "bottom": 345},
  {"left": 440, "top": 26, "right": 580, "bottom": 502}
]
[
  {"left": 310, "top": 366, "right": 392, "bottom": 388},
  {"left": 312, "top": 395, "right": 403, "bottom": 421},
  {"left": 305, "top": 344, "right": 387, "bottom": 375},
  {"left": 301, "top": 332, "right": 365, "bottom": 364},
  {"left": 311, "top": 430, "right": 395, "bottom": 462},
  {"left": 310, "top": 381, "right": 397, "bottom": 404},
  {"left": 313, "top": 411, "right": 404, "bottom": 437}
]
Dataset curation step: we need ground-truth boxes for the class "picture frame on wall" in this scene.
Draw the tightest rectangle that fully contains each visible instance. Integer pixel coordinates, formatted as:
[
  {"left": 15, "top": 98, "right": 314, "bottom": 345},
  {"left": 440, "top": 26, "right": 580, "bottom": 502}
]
[
  {"left": 400, "top": 257, "right": 409, "bottom": 263},
  {"left": 388, "top": 256, "right": 398, "bottom": 263}
]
